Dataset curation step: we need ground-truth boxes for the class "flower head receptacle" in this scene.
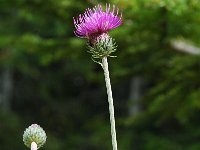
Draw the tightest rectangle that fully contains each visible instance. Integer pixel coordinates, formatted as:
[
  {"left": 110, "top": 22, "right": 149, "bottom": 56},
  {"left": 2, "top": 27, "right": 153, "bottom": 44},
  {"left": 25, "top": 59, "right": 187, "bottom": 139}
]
[
  {"left": 87, "top": 33, "right": 117, "bottom": 60},
  {"left": 23, "top": 124, "right": 47, "bottom": 149},
  {"left": 73, "top": 4, "right": 122, "bottom": 62}
]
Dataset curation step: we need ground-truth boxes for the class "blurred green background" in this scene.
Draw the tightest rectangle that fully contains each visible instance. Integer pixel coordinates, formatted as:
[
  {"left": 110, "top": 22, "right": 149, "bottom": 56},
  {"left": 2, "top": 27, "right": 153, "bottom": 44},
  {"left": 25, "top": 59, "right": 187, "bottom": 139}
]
[{"left": 0, "top": 0, "right": 200, "bottom": 149}]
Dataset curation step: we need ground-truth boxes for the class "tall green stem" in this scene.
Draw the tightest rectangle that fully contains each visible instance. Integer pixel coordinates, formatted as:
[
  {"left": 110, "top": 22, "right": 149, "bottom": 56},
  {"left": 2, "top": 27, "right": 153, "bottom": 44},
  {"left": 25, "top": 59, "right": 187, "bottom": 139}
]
[{"left": 102, "top": 57, "right": 118, "bottom": 150}]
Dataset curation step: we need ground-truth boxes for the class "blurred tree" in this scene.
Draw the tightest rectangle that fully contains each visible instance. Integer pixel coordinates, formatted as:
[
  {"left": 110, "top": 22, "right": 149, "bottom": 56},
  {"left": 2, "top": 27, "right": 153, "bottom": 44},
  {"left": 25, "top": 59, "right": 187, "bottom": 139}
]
[
  {"left": 117, "top": 0, "right": 200, "bottom": 149},
  {"left": 0, "top": 0, "right": 200, "bottom": 150}
]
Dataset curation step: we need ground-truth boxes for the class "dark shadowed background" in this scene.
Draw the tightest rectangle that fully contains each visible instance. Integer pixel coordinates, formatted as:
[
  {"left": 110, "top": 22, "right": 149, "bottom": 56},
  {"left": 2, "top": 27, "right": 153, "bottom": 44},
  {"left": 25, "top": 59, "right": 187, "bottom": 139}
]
[{"left": 0, "top": 0, "right": 200, "bottom": 149}]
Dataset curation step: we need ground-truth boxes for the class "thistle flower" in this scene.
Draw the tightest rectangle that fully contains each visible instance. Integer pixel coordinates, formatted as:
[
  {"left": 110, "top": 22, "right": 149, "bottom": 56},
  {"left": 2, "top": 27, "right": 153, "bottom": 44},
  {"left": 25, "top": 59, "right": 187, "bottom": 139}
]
[
  {"left": 73, "top": 4, "right": 122, "bottom": 42},
  {"left": 73, "top": 4, "right": 122, "bottom": 150},
  {"left": 73, "top": 4, "right": 122, "bottom": 60}
]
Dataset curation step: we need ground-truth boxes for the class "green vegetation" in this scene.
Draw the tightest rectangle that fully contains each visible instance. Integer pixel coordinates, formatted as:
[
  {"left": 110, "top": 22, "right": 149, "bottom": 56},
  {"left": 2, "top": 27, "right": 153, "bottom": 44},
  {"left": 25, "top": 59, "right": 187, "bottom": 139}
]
[{"left": 0, "top": 0, "right": 200, "bottom": 149}]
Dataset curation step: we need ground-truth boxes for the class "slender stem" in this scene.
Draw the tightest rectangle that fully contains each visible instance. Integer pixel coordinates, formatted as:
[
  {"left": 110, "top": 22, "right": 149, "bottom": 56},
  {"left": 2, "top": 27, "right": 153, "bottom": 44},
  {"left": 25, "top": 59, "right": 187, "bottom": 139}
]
[
  {"left": 31, "top": 142, "right": 37, "bottom": 150},
  {"left": 102, "top": 57, "right": 118, "bottom": 150}
]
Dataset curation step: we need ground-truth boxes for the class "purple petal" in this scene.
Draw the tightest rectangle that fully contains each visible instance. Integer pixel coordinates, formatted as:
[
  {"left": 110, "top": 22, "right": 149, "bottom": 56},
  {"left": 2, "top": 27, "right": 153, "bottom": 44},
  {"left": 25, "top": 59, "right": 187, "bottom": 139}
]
[{"left": 73, "top": 4, "right": 122, "bottom": 38}]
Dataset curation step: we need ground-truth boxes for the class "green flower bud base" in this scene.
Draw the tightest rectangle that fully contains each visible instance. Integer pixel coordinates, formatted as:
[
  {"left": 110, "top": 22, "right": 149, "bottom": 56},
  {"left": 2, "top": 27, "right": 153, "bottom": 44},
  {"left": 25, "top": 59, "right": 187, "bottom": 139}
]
[
  {"left": 87, "top": 34, "right": 117, "bottom": 64},
  {"left": 23, "top": 124, "right": 47, "bottom": 149}
]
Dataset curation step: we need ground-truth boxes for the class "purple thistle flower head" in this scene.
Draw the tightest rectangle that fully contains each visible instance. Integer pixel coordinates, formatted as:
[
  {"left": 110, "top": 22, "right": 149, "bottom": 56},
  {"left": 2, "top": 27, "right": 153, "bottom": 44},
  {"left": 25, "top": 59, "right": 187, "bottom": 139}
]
[{"left": 73, "top": 4, "right": 122, "bottom": 40}]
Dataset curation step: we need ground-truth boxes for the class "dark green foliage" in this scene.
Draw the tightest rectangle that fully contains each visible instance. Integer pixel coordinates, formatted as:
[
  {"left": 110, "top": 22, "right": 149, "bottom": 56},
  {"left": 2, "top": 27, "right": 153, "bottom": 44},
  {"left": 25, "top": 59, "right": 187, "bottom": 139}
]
[
  {"left": 0, "top": 0, "right": 200, "bottom": 150},
  {"left": 0, "top": 112, "right": 23, "bottom": 149}
]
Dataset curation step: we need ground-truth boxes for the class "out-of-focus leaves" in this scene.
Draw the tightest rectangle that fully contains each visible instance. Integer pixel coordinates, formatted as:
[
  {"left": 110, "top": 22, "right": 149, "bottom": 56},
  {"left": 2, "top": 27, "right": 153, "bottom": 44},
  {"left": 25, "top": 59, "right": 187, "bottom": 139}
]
[{"left": 1, "top": 0, "right": 200, "bottom": 150}]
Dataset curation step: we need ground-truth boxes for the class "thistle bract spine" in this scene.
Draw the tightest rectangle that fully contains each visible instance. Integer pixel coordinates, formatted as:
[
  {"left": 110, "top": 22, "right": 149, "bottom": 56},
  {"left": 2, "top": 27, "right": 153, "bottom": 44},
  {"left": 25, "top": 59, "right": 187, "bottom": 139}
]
[{"left": 87, "top": 33, "right": 117, "bottom": 62}]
